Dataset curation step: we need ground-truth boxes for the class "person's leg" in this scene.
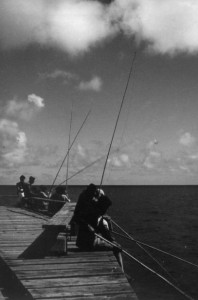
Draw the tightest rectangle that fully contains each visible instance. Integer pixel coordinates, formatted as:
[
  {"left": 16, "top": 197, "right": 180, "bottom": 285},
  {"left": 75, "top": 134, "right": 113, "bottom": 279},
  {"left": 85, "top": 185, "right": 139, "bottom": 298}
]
[
  {"left": 94, "top": 237, "right": 124, "bottom": 272},
  {"left": 113, "top": 250, "right": 124, "bottom": 272}
]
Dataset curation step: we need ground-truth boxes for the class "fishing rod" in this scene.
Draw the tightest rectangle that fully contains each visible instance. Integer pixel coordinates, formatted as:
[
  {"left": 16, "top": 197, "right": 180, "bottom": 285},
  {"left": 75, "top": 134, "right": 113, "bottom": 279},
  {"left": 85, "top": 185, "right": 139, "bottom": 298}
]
[
  {"left": 56, "top": 138, "right": 134, "bottom": 188},
  {"left": 112, "top": 230, "right": 198, "bottom": 270},
  {"left": 66, "top": 102, "right": 73, "bottom": 193},
  {"left": 100, "top": 51, "right": 137, "bottom": 186},
  {"left": 111, "top": 219, "right": 181, "bottom": 285},
  {"left": 49, "top": 108, "right": 92, "bottom": 193},
  {"left": 56, "top": 143, "right": 127, "bottom": 188},
  {"left": 87, "top": 225, "right": 195, "bottom": 300},
  {"left": 30, "top": 197, "right": 67, "bottom": 204},
  {"left": 111, "top": 220, "right": 197, "bottom": 296},
  {"left": 112, "top": 220, "right": 180, "bottom": 287}
]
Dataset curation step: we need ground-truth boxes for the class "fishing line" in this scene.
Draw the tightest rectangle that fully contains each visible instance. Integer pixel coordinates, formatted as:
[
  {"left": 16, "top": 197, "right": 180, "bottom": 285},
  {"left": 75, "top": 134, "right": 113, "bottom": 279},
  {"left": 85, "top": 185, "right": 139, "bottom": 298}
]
[
  {"left": 49, "top": 108, "right": 92, "bottom": 193},
  {"left": 111, "top": 221, "right": 180, "bottom": 286},
  {"left": 112, "top": 230, "right": 198, "bottom": 270},
  {"left": 112, "top": 231, "right": 181, "bottom": 286},
  {"left": 121, "top": 248, "right": 195, "bottom": 300},
  {"left": 111, "top": 219, "right": 197, "bottom": 295},
  {"left": 66, "top": 101, "right": 73, "bottom": 193},
  {"left": 91, "top": 228, "right": 195, "bottom": 300},
  {"left": 100, "top": 51, "right": 137, "bottom": 187}
]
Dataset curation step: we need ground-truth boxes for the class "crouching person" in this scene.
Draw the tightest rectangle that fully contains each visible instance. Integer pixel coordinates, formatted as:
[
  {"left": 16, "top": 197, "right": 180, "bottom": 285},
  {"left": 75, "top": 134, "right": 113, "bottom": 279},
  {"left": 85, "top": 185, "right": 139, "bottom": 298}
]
[{"left": 74, "top": 192, "right": 124, "bottom": 271}]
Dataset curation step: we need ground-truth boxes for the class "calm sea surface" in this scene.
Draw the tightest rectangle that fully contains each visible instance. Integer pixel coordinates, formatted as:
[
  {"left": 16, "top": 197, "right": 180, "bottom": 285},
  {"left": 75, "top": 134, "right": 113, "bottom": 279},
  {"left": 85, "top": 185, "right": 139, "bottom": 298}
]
[{"left": 0, "top": 185, "right": 198, "bottom": 300}]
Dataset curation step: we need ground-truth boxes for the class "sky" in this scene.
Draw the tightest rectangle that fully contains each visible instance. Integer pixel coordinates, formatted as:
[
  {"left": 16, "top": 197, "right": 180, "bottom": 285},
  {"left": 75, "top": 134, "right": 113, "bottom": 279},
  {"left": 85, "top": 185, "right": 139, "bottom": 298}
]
[{"left": 1, "top": 0, "right": 198, "bottom": 185}]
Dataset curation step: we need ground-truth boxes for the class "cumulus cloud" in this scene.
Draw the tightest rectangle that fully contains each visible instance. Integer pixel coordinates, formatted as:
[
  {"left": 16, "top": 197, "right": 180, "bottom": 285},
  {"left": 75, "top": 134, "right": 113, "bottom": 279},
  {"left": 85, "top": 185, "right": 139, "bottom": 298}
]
[
  {"left": 143, "top": 150, "right": 161, "bottom": 169},
  {"left": 111, "top": 0, "right": 198, "bottom": 55},
  {"left": 1, "top": 0, "right": 198, "bottom": 56},
  {"left": 39, "top": 69, "right": 77, "bottom": 83},
  {"left": 5, "top": 94, "right": 45, "bottom": 120},
  {"left": 108, "top": 153, "right": 130, "bottom": 168},
  {"left": 0, "top": 119, "right": 27, "bottom": 166},
  {"left": 0, "top": 0, "right": 116, "bottom": 55},
  {"left": 179, "top": 132, "right": 196, "bottom": 147},
  {"left": 142, "top": 139, "right": 162, "bottom": 169},
  {"left": 28, "top": 94, "right": 44, "bottom": 108},
  {"left": 78, "top": 76, "right": 102, "bottom": 92}
]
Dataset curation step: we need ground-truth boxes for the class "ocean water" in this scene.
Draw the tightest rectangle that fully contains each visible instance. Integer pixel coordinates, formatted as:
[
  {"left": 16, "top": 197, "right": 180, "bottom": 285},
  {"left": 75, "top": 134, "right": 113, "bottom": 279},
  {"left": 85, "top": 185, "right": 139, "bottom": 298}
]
[{"left": 0, "top": 185, "right": 198, "bottom": 300}]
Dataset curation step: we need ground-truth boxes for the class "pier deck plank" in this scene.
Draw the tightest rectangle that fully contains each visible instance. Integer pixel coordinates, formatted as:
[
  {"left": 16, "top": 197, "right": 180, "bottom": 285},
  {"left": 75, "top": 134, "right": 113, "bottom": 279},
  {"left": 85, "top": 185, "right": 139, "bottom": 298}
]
[{"left": 0, "top": 205, "right": 138, "bottom": 299}]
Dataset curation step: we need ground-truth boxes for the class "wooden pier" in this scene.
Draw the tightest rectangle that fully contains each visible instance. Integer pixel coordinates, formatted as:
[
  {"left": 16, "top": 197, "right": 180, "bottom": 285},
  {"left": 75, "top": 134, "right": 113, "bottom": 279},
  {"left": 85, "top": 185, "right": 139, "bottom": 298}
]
[{"left": 0, "top": 204, "right": 138, "bottom": 300}]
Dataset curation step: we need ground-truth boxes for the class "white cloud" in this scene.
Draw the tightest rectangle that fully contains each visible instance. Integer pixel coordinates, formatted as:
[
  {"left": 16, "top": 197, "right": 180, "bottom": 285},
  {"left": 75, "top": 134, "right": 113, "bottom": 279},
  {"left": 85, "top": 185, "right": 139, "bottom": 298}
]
[
  {"left": 120, "top": 153, "right": 129, "bottom": 163},
  {"left": 5, "top": 94, "right": 45, "bottom": 120},
  {"left": 143, "top": 150, "right": 161, "bottom": 169},
  {"left": 39, "top": 69, "right": 77, "bottom": 83},
  {"left": 1, "top": 0, "right": 198, "bottom": 56},
  {"left": 0, "top": 119, "right": 27, "bottom": 166},
  {"left": 0, "top": 0, "right": 116, "bottom": 55},
  {"left": 108, "top": 153, "right": 130, "bottom": 168},
  {"left": 179, "top": 132, "right": 195, "bottom": 147},
  {"left": 28, "top": 94, "right": 44, "bottom": 108},
  {"left": 78, "top": 76, "right": 102, "bottom": 91},
  {"left": 111, "top": 0, "right": 198, "bottom": 55}
]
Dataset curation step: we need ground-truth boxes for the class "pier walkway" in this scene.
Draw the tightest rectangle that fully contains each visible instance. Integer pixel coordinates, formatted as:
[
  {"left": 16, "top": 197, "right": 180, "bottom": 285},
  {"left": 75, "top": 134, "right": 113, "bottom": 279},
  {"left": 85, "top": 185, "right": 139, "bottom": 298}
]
[{"left": 0, "top": 204, "right": 138, "bottom": 300}]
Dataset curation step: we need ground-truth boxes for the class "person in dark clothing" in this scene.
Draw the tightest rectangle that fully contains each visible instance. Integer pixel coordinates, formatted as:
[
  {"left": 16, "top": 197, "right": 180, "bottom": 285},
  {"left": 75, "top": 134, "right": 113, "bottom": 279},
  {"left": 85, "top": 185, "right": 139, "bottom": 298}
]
[
  {"left": 23, "top": 176, "right": 36, "bottom": 198},
  {"left": 72, "top": 187, "right": 124, "bottom": 271},
  {"left": 23, "top": 176, "right": 37, "bottom": 208},
  {"left": 71, "top": 183, "right": 97, "bottom": 224},
  {"left": 16, "top": 175, "right": 26, "bottom": 206},
  {"left": 49, "top": 186, "right": 70, "bottom": 215}
]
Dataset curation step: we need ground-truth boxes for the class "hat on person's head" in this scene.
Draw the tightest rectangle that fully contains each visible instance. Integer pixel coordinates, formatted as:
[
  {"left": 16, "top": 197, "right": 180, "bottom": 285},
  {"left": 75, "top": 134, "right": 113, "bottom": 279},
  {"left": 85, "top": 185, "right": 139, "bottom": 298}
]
[
  {"left": 86, "top": 183, "right": 97, "bottom": 193},
  {"left": 29, "top": 176, "right": 35, "bottom": 181},
  {"left": 20, "top": 175, "right": 25, "bottom": 180}
]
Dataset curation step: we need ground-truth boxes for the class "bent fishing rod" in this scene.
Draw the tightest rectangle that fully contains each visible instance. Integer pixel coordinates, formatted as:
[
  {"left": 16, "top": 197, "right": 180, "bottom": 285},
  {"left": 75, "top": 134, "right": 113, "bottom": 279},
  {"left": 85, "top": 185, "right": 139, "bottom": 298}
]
[
  {"left": 87, "top": 223, "right": 195, "bottom": 300},
  {"left": 49, "top": 108, "right": 92, "bottom": 193}
]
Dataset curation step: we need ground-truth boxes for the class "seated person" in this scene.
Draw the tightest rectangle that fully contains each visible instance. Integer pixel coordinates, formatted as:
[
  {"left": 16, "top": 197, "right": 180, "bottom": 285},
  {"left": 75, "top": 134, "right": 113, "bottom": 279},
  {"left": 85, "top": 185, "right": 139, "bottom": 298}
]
[
  {"left": 16, "top": 175, "right": 26, "bottom": 206},
  {"left": 72, "top": 189, "right": 123, "bottom": 271},
  {"left": 49, "top": 186, "right": 70, "bottom": 215},
  {"left": 23, "top": 176, "right": 37, "bottom": 208},
  {"left": 39, "top": 185, "right": 49, "bottom": 198},
  {"left": 37, "top": 185, "right": 49, "bottom": 210},
  {"left": 23, "top": 176, "right": 37, "bottom": 197},
  {"left": 71, "top": 183, "right": 97, "bottom": 224}
]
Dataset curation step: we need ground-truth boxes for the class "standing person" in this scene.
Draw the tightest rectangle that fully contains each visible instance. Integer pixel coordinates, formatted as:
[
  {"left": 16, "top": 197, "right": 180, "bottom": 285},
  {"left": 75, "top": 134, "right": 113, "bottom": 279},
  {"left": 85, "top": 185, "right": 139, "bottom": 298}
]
[{"left": 16, "top": 175, "right": 26, "bottom": 206}]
